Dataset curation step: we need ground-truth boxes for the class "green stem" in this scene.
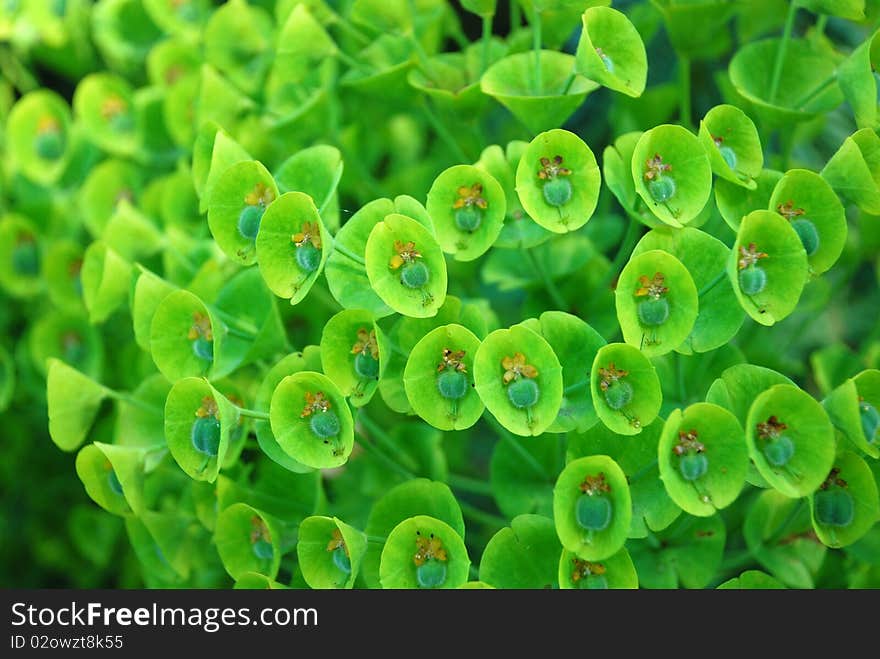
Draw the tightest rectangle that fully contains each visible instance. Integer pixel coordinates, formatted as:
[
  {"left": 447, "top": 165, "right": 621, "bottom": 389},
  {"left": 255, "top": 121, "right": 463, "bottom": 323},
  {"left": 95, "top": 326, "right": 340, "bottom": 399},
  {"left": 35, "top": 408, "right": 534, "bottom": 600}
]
[
  {"left": 794, "top": 74, "right": 836, "bottom": 109},
  {"left": 678, "top": 54, "right": 691, "bottom": 129},
  {"left": 334, "top": 49, "right": 370, "bottom": 74},
  {"left": 459, "top": 500, "right": 508, "bottom": 530},
  {"left": 366, "top": 534, "right": 387, "bottom": 544},
  {"left": 106, "top": 391, "right": 164, "bottom": 416},
  {"left": 561, "top": 71, "right": 577, "bottom": 96},
  {"left": 484, "top": 414, "right": 550, "bottom": 481},
  {"left": 331, "top": 239, "right": 366, "bottom": 266},
  {"left": 698, "top": 270, "right": 727, "bottom": 297},
  {"left": 510, "top": 0, "right": 521, "bottom": 31},
  {"left": 421, "top": 100, "right": 469, "bottom": 162},
  {"left": 522, "top": 247, "right": 567, "bottom": 310},
  {"left": 600, "top": 217, "right": 642, "bottom": 291},
  {"left": 358, "top": 412, "right": 421, "bottom": 473},
  {"left": 469, "top": 564, "right": 480, "bottom": 580},
  {"left": 769, "top": 2, "right": 798, "bottom": 104},
  {"left": 814, "top": 13, "right": 828, "bottom": 38},
  {"left": 532, "top": 10, "right": 543, "bottom": 94},
  {"left": 355, "top": 439, "right": 415, "bottom": 480},
  {"left": 447, "top": 473, "right": 494, "bottom": 496},
  {"left": 212, "top": 308, "right": 260, "bottom": 338},
  {"left": 563, "top": 377, "right": 589, "bottom": 395},
  {"left": 481, "top": 14, "right": 494, "bottom": 76},
  {"left": 447, "top": 16, "right": 471, "bottom": 51},
  {"left": 628, "top": 458, "right": 659, "bottom": 484},
  {"left": 329, "top": 13, "right": 370, "bottom": 46},
  {"left": 235, "top": 406, "right": 270, "bottom": 421}
]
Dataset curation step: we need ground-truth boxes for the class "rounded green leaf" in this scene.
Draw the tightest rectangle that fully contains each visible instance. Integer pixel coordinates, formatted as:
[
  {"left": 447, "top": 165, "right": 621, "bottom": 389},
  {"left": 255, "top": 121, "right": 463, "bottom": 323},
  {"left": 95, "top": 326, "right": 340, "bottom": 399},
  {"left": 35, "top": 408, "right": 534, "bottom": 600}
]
[
  {"left": 296, "top": 516, "right": 367, "bottom": 589},
  {"left": 715, "top": 169, "right": 783, "bottom": 232},
  {"left": 698, "top": 104, "right": 762, "bottom": 189},
  {"left": 717, "top": 570, "right": 786, "bottom": 589},
  {"left": 203, "top": 0, "right": 274, "bottom": 96},
  {"left": 150, "top": 290, "right": 227, "bottom": 381},
  {"left": 404, "top": 324, "right": 484, "bottom": 431},
  {"left": 78, "top": 158, "right": 143, "bottom": 236},
  {"left": 215, "top": 503, "right": 282, "bottom": 580},
  {"left": 478, "top": 515, "right": 561, "bottom": 589},
  {"left": 574, "top": 6, "right": 647, "bottom": 98},
  {"left": 364, "top": 213, "right": 447, "bottom": 318},
  {"left": 28, "top": 311, "right": 103, "bottom": 379},
  {"left": 706, "top": 363, "right": 795, "bottom": 426},
  {"left": 72, "top": 72, "right": 138, "bottom": 156},
  {"left": 515, "top": 128, "right": 601, "bottom": 233},
  {"left": 631, "top": 124, "right": 712, "bottom": 227},
  {"left": 658, "top": 403, "right": 748, "bottom": 517},
  {"left": 113, "top": 374, "right": 169, "bottom": 455},
  {"left": 269, "top": 371, "right": 354, "bottom": 469},
  {"left": 558, "top": 547, "right": 638, "bottom": 589},
  {"left": 273, "top": 145, "right": 344, "bottom": 228},
  {"left": 81, "top": 241, "right": 132, "bottom": 324},
  {"left": 480, "top": 51, "right": 598, "bottom": 135},
  {"left": 425, "top": 164, "right": 505, "bottom": 260},
  {"left": 746, "top": 384, "right": 836, "bottom": 498},
  {"left": 6, "top": 89, "right": 72, "bottom": 184},
  {"left": 809, "top": 451, "right": 880, "bottom": 549},
  {"left": 474, "top": 324, "right": 563, "bottom": 436},
  {"left": 615, "top": 249, "right": 698, "bottom": 357},
  {"left": 319, "top": 309, "right": 388, "bottom": 407},
  {"left": 0, "top": 214, "right": 43, "bottom": 298},
  {"left": 768, "top": 169, "right": 847, "bottom": 275},
  {"left": 822, "top": 370, "right": 880, "bottom": 459},
  {"left": 837, "top": 30, "right": 880, "bottom": 130},
  {"left": 75, "top": 442, "right": 147, "bottom": 516},
  {"left": 821, "top": 129, "right": 880, "bottom": 214},
  {"left": 379, "top": 515, "right": 469, "bottom": 589},
  {"left": 47, "top": 358, "right": 108, "bottom": 452},
  {"left": 489, "top": 434, "right": 556, "bottom": 520},
  {"left": 44, "top": 239, "right": 85, "bottom": 313},
  {"left": 164, "top": 377, "right": 240, "bottom": 482},
  {"left": 553, "top": 455, "right": 631, "bottom": 560},
  {"left": 729, "top": 209, "right": 808, "bottom": 326},
  {"left": 590, "top": 343, "right": 662, "bottom": 435}
]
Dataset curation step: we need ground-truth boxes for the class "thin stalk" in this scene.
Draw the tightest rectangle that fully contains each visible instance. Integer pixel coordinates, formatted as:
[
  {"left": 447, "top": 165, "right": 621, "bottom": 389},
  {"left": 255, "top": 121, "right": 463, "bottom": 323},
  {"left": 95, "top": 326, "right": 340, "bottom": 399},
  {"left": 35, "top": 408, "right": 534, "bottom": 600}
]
[
  {"left": 510, "top": 0, "right": 521, "bottom": 31},
  {"left": 628, "top": 458, "right": 659, "bottom": 484},
  {"left": 532, "top": 10, "right": 543, "bottom": 94},
  {"left": 522, "top": 247, "right": 567, "bottom": 310},
  {"left": 484, "top": 414, "right": 550, "bottom": 481},
  {"left": 447, "top": 17, "right": 471, "bottom": 51},
  {"left": 481, "top": 14, "right": 494, "bottom": 75},
  {"left": 331, "top": 239, "right": 366, "bottom": 266},
  {"left": 459, "top": 500, "right": 508, "bottom": 530},
  {"left": 334, "top": 48, "right": 370, "bottom": 74},
  {"left": 106, "top": 391, "right": 164, "bottom": 416},
  {"left": 366, "top": 534, "right": 387, "bottom": 544},
  {"left": 679, "top": 55, "right": 692, "bottom": 129},
  {"left": 814, "top": 14, "right": 828, "bottom": 38},
  {"left": 561, "top": 71, "right": 577, "bottom": 96},
  {"left": 563, "top": 377, "right": 589, "bottom": 395},
  {"left": 421, "top": 100, "right": 469, "bottom": 162},
  {"left": 447, "top": 473, "right": 494, "bottom": 496},
  {"left": 235, "top": 406, "right": 270, "bottom": 421},
  {"left": 212, "top": 308, "right": 260, "bottom": 337},
  {"left": 329, "top": 14, "right": 370, "bottom": 46},
  {"left": 769, "top": 2, "right": 798, "bottom": 104},
  {"left": 698, "top": 270, "right": 727, "bottom": 297},
  {"left": 600, "top": 217, "right": 642, "bottom": 291},
  {"left": 794, "top": 74, "right": 836, "bottom": 109},
  {"left": 355, "top": 439, "right": 416, "bottom": 480},
  {"left": 358, "top": 412, "right": 421, "bottom": 473}
]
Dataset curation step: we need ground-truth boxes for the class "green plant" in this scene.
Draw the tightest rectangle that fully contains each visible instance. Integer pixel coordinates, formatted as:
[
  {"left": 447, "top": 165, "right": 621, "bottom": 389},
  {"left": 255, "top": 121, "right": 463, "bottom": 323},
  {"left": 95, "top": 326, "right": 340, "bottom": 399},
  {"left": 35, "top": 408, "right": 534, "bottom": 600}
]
[{"left": 1, "top": 0, "right": 880, "bottom": 590}]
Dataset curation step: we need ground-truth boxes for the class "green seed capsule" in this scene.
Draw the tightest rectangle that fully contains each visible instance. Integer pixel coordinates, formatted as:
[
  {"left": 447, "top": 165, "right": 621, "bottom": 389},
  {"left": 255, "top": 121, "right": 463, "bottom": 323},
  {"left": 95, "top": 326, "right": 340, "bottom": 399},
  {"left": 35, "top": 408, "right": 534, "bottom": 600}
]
[
  {"left": 295, "top": 243, "right": 321, "bottom": 273},
  {"left": 12, "top": 241, "right": 40, "bottom": 276},
  {"left": 454, "top": 206, "right": 483, "bottom": 232},
  {"left": 507, "top": 377, "right": 540, "bottom": 409},
  {"left": 860, "top": 401, "right": 879, "bottom": 444},
  {"left": 599, "top": 53, "right": 614, "bottom": 74},
  {"left": 576, "top": 493, "right": 612, "bottom": 531},
  {"left": 400, "top": 261, "right": 429, "bottom": 289},
  {"left": 252, "top": 539, "right": 274, "bottom": 560},
  {"left": 34, "top": 131, "right": 64, "bottom": 160},
  {"left": 762, "top": 434, "right": 794, "bottom": 467},
  {"left": 354, "top": 350, "right": 379, "bottom": 379},
  {"left": 738, "top": 265, "right": 767, "bottom": 296},
  {"left": 542, "top": 177, "right": 573, "bottom": 207},
  {"left": 416, "top": 559, "right": 447, "bottom": 588},
  {"left": 791, "top": 218, "right": 820, "bottom": 256},
  {"left": 814, "top": 488, "right": 855, "bottom": 528},
  {"left": 637, "top": 297, "right": 669, "bottom": 326},
  {"left": 678, "top": 452, "right": 709, "bottom": 481},
  {"left": 107, "top": 469, "right": 124, "bottom": 496},
  {"left": 192, "top": 336, "right": 214, "bottom": 362},
  {"left": 437, "top": 369, "right": 468, "bottom": 400},
  {"left": 108, "top": 112, "right": 133, "bottom": 133},
  {"left": 580, "top": 574, "right": 609, "bottom": 590},
  {"left": 237, "top": 204, "right": 264, "bottom": 240},
  {"left": 191, "top": 416, "right": 221, "bottom": 456},
  {"left": 309, "top": 410, "right": 341, "bottom": 439},
  {"left": 332, "top": 546, "right": 352, "bottom": 574},
  {"left": 62, "top": 335, "right": 85, "bottom": 365},
  {"left": 603, "top": 380, "right": 633, "bottom": 411},
  {"left": 719, "top": 145, "right": 737, "bottom": 171},
  {"left": 647, "top": 177, "right": 676, "bottom": 203}
]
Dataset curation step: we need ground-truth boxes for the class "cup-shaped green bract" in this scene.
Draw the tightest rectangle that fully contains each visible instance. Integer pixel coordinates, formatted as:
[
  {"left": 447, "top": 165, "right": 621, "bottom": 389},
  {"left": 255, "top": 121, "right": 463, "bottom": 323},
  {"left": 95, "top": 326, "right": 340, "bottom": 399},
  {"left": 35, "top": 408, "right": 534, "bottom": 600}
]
[
  {"left": 698, "top": 104, "right": 762, "bottom": 189},
  {"left": 478, "top": 515, "right": 561, "bottom": 589},
  {"left": 215, "top": 503, "right": 282, "bottom": 580},
  {"left": 320, "top": 309, "right": 388, "bottom": 407},
  {"left": 715, "top": 169, "right": 783, "bottom": 233},
  {"left": 821, "top": 129, "right": 880, "bottom": 215},
  {"left": 590, "top": 343, "right": 662, "bottom": 435},
  {"left": 838, "top": 29, "right": 880, "bottom": 130},
  {"left": 338, "top": 34, "right": 414, "bottom": 103},
  {"left": 204, "top": 0, "right": 273, "bottom": 96},
  {"left": 113, "top": 374, "right": 169, "bottom": 458},
  {"left": 514, "top": 129, "right": 601, "bottom": 233},
  {"left": 273, "top": 145, "right": 344, "bottom": 228},
  {"left": 29, "top": 311, "right": 103, "bottom": 379},
  {"left": 207, "top": 160, "right": 278, "bottom": 266},
  {"left": 44, "top": 239, "right": 85, "bottom": 312},
  {"left": 81, "top": 241, "right": 132, "bottom": 324},
  {"left": 165, "top": 377, "right": 240, "bottom": 482},
  {"left": 574, "top": 6, "right": 647, "bottom": 98},
  {"left": 558, "top": 547, "right": 638, "bottom": 589},
  {"left": 823, "top": 370, "right": 880, "bottom": 458},
  {"left": 809, "top": 451, "right": 880, "bottom": 549},
  {"left": 365, "top": 213, "right": 447, "bottom": 318},
  {"left": 768, "top": 169, "right": 846, "bottom": 276},
  {"left": 473, "top": 324, "right": 563, "bottom": 436},
  {"left": 101, "top": 199, "right": 164, "bottom": 262},
  {"left": 379, "top": 515, "right": 469, "bottom": 589},
  {"left": 6, "top": 89, "right": 72, "bottom": 185},
  {"left": 729, "top": 38, "right": 843, "bottom": 126},
  {"left": 269, "top": 371, "right": 354, "bottom": 469},
  {"left": 658, "top": 403, "right": 748, "bottom": 517},
  {"left": 125, "top": 512, "right": 191, "bottom": 584},
  {"left": 651, "top": 0, "right": 735, "bottom": 60},
  {"left": 146, "top": 37, "right": 201, "bottom": 88},
  {"left": 631, "top": 125, "right": 712, "bottom": 227},
  {"left": 730, "top": 209, "right": 808, "bottom": 326},
  {"left": 425, "top": 165, "right": 505, "bottom": 261},
  {"left": 632, "top": 228, "right": 744, "bottom": 354},
  {"left": 195, "top": 124, "right": 252, "bottom": 212},
  {"left": 553, "top": 455, "right": 631, "bottom": 560},
  {"left": 75, "top": 442, "right": 146, "bottom": 517},
  {"left": 404, "top": 324, "right": 483, "bottom": 431},
  {"left": 615, "top": 249, "right": 698, "bottom": 357},
  {"left": 716, "top": 570, "right": 786, "bottom": 590},
  {"left": 255, "top": 191, "right": 329, "bottom": 304},
  {"left": 296, "top": 516, "right": 367, "bottom": 589},
  {"left": 480, "top": 51, "right": 599, "bottom": 135},
  {"left": 746, "top": 384, "right": 836, "bottom": 498},
  {"left": 0, "top": 214, "right": 43, "bottom": 298},
  {"left": 47, "top": 359, "right": 108, "bottom": 452},
  {"left": 79, "top": 158, "right": 143, "bottom": 237},
  {"left": 706, "top": 363, "right": 795, "bottom": 432},
  {"left": 72, "top": 72, "right": 137, "bottom": 157},
  {"left": 603, "top": 132, "right": 645, "bottom": 219}
]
